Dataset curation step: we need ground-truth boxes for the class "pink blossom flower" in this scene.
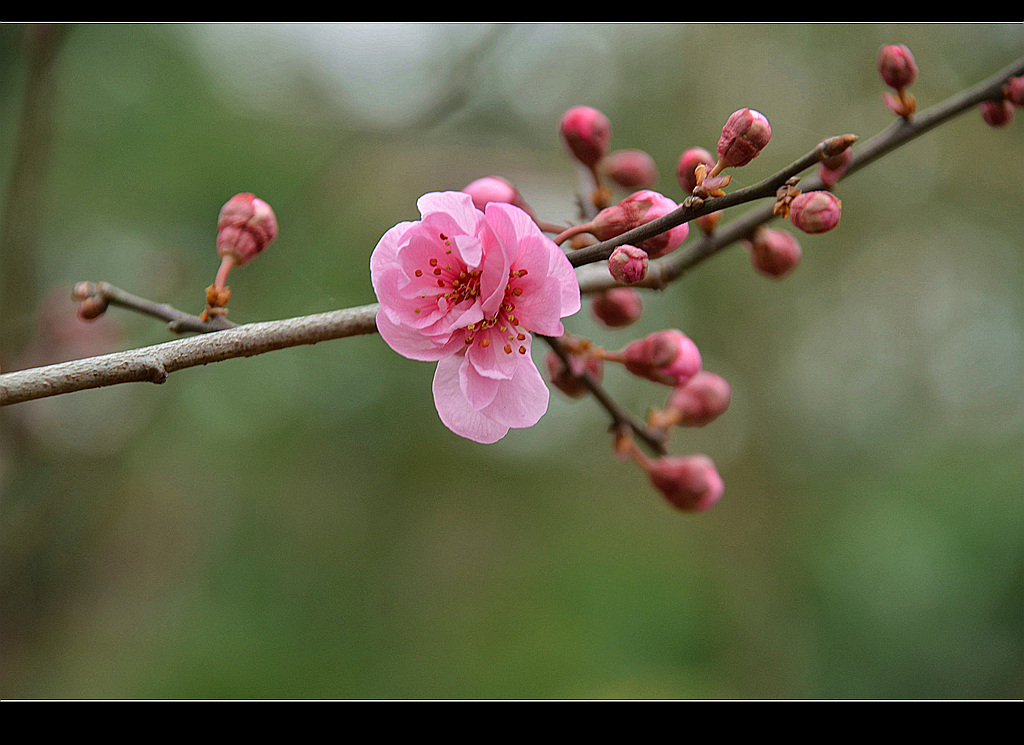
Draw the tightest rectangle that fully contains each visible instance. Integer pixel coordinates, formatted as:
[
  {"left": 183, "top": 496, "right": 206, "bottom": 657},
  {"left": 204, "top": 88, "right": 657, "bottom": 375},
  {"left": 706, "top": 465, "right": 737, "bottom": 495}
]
[{"left": 371, "top": 191, "right": 581, "bottom": 444}]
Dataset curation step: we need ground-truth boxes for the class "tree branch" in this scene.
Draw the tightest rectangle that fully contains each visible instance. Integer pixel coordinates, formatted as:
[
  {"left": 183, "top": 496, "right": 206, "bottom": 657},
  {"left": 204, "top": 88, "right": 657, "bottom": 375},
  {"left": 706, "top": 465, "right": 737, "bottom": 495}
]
[{"left": 2, "top": 53, "right": 1022, "bottom": 408}]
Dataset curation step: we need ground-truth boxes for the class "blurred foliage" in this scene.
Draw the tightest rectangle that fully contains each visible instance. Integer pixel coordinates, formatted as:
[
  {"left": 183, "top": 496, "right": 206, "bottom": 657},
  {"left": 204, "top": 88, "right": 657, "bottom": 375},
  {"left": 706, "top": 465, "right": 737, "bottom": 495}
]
[{"left": 1, "top": 23, "right": 1022, "bottom": 699}]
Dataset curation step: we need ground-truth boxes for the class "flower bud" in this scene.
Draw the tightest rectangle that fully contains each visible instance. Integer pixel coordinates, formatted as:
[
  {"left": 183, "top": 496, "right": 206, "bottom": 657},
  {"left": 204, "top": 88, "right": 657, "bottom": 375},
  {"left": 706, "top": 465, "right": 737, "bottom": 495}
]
[
  {"left": 545, "top": 350, "right": 603, "bottom": 399},
  {"left": 646, "top": 454, "right": 724, "bottom": 513},
  {"left": 589, "top": 190, "right": 688, "bottom": 259},
  {"left": 462, "top": 176, "right": 533, "bottom": 215},
  {"left": 663, "top": 371, "right": 732, "bottom": 427},
  {"left": 591, "top": 288, "right": 643, "bottom": 328},
  {"left": 746, "top": 227, "right": 802, "bottom": 278},
  {"left": 622, "top": 329, "right": 702, "bottom": 387},
  {"left": 878, "top": 44, "right": 918, "bottom": 90},
  {"left": 717, "top": 109, "right": 771, "bottom": 169},
  {"left": 608, "top": 245, "right": 649, "bottom": 285},
  {"left": 676, "top": 147, "right": 715, "bottom": 194},
  {"left": 560, "top": 106, "right": 612, "bottom": 168},
  {"left": 980, "top": 99, "right": 1015, "bottom": 128},
  {"left": 1005, "top": 76, "right": 1024, "bottom": 107},
  {"left": 217, "top": 193, "right": 278, "bottom": 267},
  {"left": 600, "top": 149, "right": 659, "bottom": 189},
  {"left": 788, "top": 191, "right": 842, "bottom": 234},
  {"left": 819, "top": 147, "right": 853, "bottom": 189}
]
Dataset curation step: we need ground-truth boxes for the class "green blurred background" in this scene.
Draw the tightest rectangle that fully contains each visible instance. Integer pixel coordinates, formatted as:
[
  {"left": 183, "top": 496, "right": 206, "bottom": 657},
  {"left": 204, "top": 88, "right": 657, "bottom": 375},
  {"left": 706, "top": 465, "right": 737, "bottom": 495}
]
[{"left": 1, "top": 23, "right": 1022, "bottom": 699}]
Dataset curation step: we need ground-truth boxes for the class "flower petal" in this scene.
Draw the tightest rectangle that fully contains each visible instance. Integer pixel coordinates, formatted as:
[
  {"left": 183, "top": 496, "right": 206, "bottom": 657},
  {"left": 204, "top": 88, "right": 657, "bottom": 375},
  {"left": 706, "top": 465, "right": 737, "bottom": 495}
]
[{"left": 432, "top": 355, "right": 510, "bottom": 443}]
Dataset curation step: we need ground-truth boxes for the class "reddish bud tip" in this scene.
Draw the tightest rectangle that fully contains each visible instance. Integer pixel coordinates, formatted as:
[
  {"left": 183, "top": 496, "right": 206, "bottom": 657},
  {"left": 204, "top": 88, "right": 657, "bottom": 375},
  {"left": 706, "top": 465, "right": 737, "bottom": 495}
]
[
  {"left": 608, "top": 245, "right": 649, "bottom": 285},
  {"left": 980, "top": 99, "right": 1015, "bottom": 128},
  {"left": 600, "top": 149, "right": 659, "bottom": 190},
  {"left": 560, "top": 106, "right": 612, "bottom": 168},
  {"left": 717, "top": 108, "right": 771, "bottom": 169},
  {"left": 1005, "top": 76, "right": 1024, "bottom": 108},
  {"left": 746, "top": 227, "right": 802, "bottom": 278},
  {"left": 217, "top": 193, "right": 278, "bottom": 266},
  {"left": 462, "top": 176, "right": 533, "bottom": 215},
  {"left": 622, "top": 329, "right": 702, "bottom": 387},
  {"left": 819, "top": 147, "right": 853, "bottom": 189},
  {"left": 677, "top": 147, "right": 715, "bottom": 194},
  {"left": 878, "top": 44, "right": 918, "bottom": 91},
  {"left": 589, "top": 190, "right": 688, "bottom": 259},
  {"left": 788, "top": 191, "right": 842, "bottom": 234},
  {"left": 591, "top": 287, "right": 643, "bottom": 328},
  {"left": 646, "top": 454, "right": 724, "bottom": 513},
  {"left": 664, "top": 371, "right": 732, "bottom": 427}
]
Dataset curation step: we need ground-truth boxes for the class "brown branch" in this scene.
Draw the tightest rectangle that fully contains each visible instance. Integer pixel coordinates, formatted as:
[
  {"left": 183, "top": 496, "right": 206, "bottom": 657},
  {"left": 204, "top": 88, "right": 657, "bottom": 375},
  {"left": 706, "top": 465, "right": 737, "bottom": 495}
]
[{"left": 0, "top": 305, "right": 379, "bottom": 406}]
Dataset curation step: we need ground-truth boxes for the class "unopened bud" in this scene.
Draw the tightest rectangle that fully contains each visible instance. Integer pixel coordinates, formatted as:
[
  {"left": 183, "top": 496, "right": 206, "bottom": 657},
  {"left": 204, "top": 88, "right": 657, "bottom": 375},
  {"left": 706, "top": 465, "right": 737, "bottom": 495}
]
[
  {"left": 980, "top": 99, "right": 1015, "bottom": 128},
  {"left": 746, "top": 227, "right": 802, "bottom": 278},
  {"left": 788, "top": 191, "right": 842, "bottom": 234},
  {"left": 608, "top": 245, "right": 649, "bottom": 285},
  {"left": 878, "top": 44, "right": 918, "bottom": 90},
  {"left": 1005, "top": 76, "right": 1024, "bottom": 107},
  {"left": 560, "top": 106, "right": 612, "bottom": 168},
  {"left": 217, "top": 193, "right": 278, "bottom": 267},
  {"left": 545, "top": 350, "right": 603, "bottom": 399},
  {"left": 622, "top": 329, "right": 702, "bottom": 387},
  {"left": 677, "top": 147, "right": 715, "bottom": 194},
  {"left": 591, "top": 287, "right": 643, "bottom": 328},
  {"left": 717, "top": 108, "right": 771, "bottom": 169},
  {"left": 587, "top": 190, "right": 688, "bottom": 259},
  {"left": 462, "top": 176, "right": 533, "bottom": 215},
  {"left": 600, "top": 149, "right": 659, "bottom": 189},
  {"left": 819, "top": 147, "right": 853, "bottom": 189},
  {"left": 662, "top": 371, "right": 732, "bottom": 427},
  {"left": 646, "top": 454, "right": 724, "bottom": 513}
]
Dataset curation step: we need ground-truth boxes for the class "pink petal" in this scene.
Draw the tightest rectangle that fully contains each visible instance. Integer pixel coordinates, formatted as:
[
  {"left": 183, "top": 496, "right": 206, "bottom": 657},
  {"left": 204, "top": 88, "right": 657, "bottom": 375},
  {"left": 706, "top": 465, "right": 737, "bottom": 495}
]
[{"left": 432, "top": 355, "right": 510, "bottom": 444}]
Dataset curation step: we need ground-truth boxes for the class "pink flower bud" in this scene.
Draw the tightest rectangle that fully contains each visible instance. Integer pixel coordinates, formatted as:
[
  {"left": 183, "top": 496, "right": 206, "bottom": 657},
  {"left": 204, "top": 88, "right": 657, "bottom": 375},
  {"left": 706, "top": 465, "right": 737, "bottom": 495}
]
[
  {"left": 622, "top": 329, "right": 702, "bottom": 387},
  {"left": 819, "top": 147, "right": 853, "bottom": 189},
  {"left": 646, "top": 454, "right": 724, "bottom": 513},
  {"left": 462, "top": 176, "right": 533, "bottom": 215},
  {"left": 217, "top": 193, "right": 278, "bottom": 267},
  {"left": 560, "top": 106, "right": 612, "bottom": 168},
  {"left": 746, "top": 227, "right": 802, "bottom": 278},
  {"left": 878, "top": 44, "right": 918, "bottom": 90},
  {"left": 591, "top": 288, "right": 643, "bottom": 328},
  {"left": 600, "top": 149, "right": 659, "bottom": 189},
  {"left": 717, "top": 109, "right": 771, "bottom": 169},
  {"left": 980, "top": 99, "right": 1015, "bottom": 128},
  {"left": 664, "top": 371, "right": 732, "bottom": 427},
  {"left": 545, "top": 350, "right": 603, "bottom": 399},
  {"left": 676, "top": 147, "right": 715, "bottom": 194},
  {"left": 588, "top": 190, "right": 688, "bottom": 259},
  {"left": 1005, "top": 76, "right": 1024, "bottom": 107},
  {"left": 608, "top": 245, "right": 649, "bottom": 285},
  {"left": 788, "top": 191, "right": 842, "bottom": 234}
]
